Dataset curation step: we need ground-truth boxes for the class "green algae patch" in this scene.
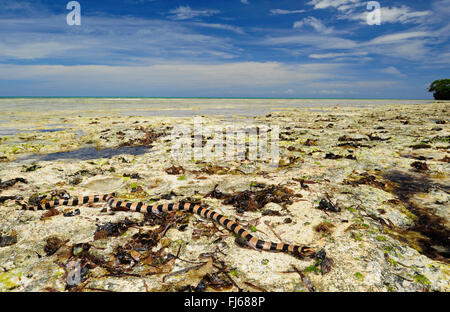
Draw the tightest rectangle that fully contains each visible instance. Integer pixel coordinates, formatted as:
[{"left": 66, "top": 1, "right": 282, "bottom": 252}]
[
  {"left": 305, "top": 263, "right": 321, "bottom": 274},
  {"left": 354, "top": 272, "right": 364, "bottom": 281},
  {"left": 413, "top": 274, "right": 431, "bottom": 286},
  {"left": 0, "top": 270, "right": 23, "bottom": 291},
  {"left": 376, "top": 235, "right": 387, "bottom": 242}
]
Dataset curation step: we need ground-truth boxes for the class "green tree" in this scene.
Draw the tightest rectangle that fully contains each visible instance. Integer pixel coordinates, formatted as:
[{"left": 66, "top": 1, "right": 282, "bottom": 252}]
[{"left": 428, "top": 79, "right": 450, "bottom": 100}]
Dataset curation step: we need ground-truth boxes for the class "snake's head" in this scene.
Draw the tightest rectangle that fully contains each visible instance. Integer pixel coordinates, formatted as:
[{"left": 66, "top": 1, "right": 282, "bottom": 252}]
[{"left": 299, "top": 246, "right": 315, "bottom": 258}]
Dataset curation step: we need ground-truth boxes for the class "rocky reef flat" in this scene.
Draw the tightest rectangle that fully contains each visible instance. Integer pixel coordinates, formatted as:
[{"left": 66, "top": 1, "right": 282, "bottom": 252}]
[{"left": 0, "top": 100, "right": 449, "bottom": 292}]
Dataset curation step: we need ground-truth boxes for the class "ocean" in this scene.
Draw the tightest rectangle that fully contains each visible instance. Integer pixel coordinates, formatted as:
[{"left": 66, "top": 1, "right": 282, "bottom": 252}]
[{"left": 0, "top": 97, "right": 433, "bottom": 118}]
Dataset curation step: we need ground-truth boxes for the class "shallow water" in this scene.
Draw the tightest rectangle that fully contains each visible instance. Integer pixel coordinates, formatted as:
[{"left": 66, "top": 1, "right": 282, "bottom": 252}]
[
  {"left": 0, "top": 97, "right": 433, "bottom": 118},
  {"left": 16, "top": 145, "right": 151, "bottom": 163},
  {"left": 38, "top": 128, "right": 67, "bottom": 133},
  {"left": 0, "top": 128, "right": 20, "bottom": 136}
]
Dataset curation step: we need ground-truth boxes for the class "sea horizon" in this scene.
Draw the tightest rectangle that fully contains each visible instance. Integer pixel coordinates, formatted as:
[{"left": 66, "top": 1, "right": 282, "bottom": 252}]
[{"left": 0, "top": 96, "right": 434, "bottom": 100}]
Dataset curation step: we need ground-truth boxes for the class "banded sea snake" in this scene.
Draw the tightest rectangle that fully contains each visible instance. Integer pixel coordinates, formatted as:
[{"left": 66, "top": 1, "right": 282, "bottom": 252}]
[{"left": 18, "top": 193, "right": 315, "bottom": 258}]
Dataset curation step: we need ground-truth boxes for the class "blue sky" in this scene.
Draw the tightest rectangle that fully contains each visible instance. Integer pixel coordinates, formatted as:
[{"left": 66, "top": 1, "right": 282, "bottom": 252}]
[{"left": 0, "top": 0, "right": 449, "bottom": 98}]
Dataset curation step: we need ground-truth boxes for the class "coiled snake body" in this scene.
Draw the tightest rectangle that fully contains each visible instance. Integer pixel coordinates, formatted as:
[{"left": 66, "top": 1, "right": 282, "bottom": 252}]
[{"left": 18, "top": 194, "right": 315, "bottom": 258}]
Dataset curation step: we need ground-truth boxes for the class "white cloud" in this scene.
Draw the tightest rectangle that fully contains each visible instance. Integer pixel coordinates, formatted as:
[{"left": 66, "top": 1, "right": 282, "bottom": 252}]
[
  {"left": 192, "top": 22, "right": 245, "bottom": 34},
  {"left": 263, "top": 28, "right": 438, "bottom": 61},
  {"left": 262, "top": 35, "right": 358, "bottom": 50},
  {"left": 307, "top": 0, "right": 363, "bottom": 11},
  {"left": 0, "top": 0, "right": 37, "bottom": 12},
  {"left": 379, "top": 6, "right": 431, "bottom": 24},
  {"left": 432, "top": 0, "right": 450, "bottom": 18},
  {"left": 309, "top": 51, "right": 368, "bottom": 59},
  {"left": 241, "top": 0, "right": 249, "bottom": 4},
  {"left": 0, "top": 41, "right": 78, "bottom": 59},
  {"left": 307, "top": 80, "right": 400, "bottom": 89},
  {"left": 363, "top": 31, "right": 435, "bottom": 60},
  {"left": 367, "top": 31, "right": 435, "bottom": 45},
  {"left": 0, "top": 60, "right": 410, "bottom": 97},
  {"left": 308, "top": 0, "right": 432, "bottom": 25},
  {"left": 433, "top": 52, "right": 450, "bottom": 64},
  {"left": 270, "top": 9, "right": 305, "bottom": 15},
  {"left": 293, "top": 16, "right": 334, "bottom": 34},
  {"left": 381, "top": 66, "right": 406, "bottom": 77},
  {"left": 0, "top": 15, "right": 238, "bottom": 62},
  {"left": 169, "top": 5, "right": 220, "bottom": 20},
  {"left": 0, "top": 62, "right": 343, "bottom": 95},
  {"left": 370, "top": 41, "right": 429, "bottom": 61}
]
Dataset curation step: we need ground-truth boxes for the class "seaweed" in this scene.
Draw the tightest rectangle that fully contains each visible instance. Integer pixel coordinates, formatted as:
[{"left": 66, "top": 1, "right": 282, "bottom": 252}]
[
  {"left": 123, "top": 173, "right": 142, "bottom": 179},
  {"left": 63, "top": 209, "right": 80, "bottom": 217},
  {"left": 220, "top": 185, "right": 296, "bottom": 213},
  {"left": 261, "top": 209, "right": 282, "bottom": 216},
  {"left": 429, "top": 135, "right": 450, "bottom": 144},
  {"left": 72, "top": 242, "right": 91, "bottom": 257},
  {"left": 165, "top": 165, "right": 185, "bottom": 175},
  {"left": 320, "top": 257, "right": 335, "bottom": 275},
  {"left": 198, "top": 273, "right": 233, "bottom": 291},
  {"left": 304, "top": 139, "right": 318, "bottom": 146},
  {"left": 381, "top": 171, "right": 450, "bottom": 262},
  {"left": 325, "top": 152, "right": 356, "bottom": 160},
  {"left": 410, "top": 143, "right": 432, "bottom": 150},
  {"left": 0, "top": 234, "right": 17, "bottom": 247},
  {"left": 338, "top": 135, "right": 367, "bottom": 142},
  {"left": 197, "top": 165, "right": 231, "bottom": 175},
  {"left": 343, "top": 173, "right": 390, "bottom": 190},
  {"left": 410, "top": 161, "right": 429, "bottom": 172},
  {"left": 318, "top": 196, "right": 340, "bottom": 213},
  {"left": 337, "top": 142, "right": 370, "bottom": 149},
  {"left": 22, "top": 164, "right": 41, "bottom": 172},
  {"left": 292, "top": 178, "right": 318, "bottom": 189},
  {"left": 314, "top": 249, "right": 334, "bottom": 275},
  {"left": 0, "top": 195, "right": 22, "bottom": 204},
  {"left": 124, "top": 231, "right": 159, "bottom": 252},
  {"left": 314, "top": 221, "right": 335, "bottom": 235},
  {"left": 44, "top": 236, "right": 66, "bottom": 256},
  {"left": 0, "top": 178, "right": 27, "bottom": 190},
  {"left": 205, "top": 184, "right": 224, "bottom": 199},
  {"left": 287, "top": 145, "right": 303, "bottom": 152},
  {"left": 119, "top": 127, "right": 162, "bottom": 147},
  {"left": 69, "top": 169, "right": 101, "bottom": 185},
  {"left": 94, "top": 218, "right": 136, "bottom": 240},
  {"left": 41, "top": 208, "right": 60, "bottom": 220}
]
